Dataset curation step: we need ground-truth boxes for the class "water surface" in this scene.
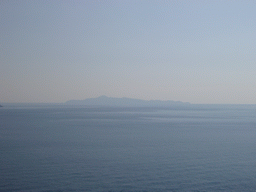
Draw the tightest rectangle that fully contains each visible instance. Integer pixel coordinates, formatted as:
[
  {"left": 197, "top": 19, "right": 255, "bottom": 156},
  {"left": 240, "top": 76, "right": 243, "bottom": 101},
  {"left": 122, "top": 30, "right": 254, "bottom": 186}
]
[{"left": 1, "top": 105, "right": 256, "bottom": 191}]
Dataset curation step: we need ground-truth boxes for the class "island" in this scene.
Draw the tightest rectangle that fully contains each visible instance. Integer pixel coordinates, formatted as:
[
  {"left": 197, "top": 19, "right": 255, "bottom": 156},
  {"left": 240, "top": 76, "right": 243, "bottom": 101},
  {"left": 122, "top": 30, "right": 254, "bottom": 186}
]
[{"left": 65, "top": 95, "right": 190, "bottom": 107}]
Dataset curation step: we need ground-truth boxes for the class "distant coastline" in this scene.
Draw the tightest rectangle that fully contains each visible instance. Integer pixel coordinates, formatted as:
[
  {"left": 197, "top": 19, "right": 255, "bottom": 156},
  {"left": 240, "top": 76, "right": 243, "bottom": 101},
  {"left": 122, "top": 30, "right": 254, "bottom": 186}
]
[{"left": 65, "top": 95, "right": 190, "bottom": 107}]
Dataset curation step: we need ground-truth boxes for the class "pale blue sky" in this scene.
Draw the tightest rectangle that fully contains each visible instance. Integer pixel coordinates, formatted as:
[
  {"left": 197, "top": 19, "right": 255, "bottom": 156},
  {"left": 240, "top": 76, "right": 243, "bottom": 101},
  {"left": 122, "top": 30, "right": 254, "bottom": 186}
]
[{"left": 1, "top": 1, "right": 256, "bottom": 103}]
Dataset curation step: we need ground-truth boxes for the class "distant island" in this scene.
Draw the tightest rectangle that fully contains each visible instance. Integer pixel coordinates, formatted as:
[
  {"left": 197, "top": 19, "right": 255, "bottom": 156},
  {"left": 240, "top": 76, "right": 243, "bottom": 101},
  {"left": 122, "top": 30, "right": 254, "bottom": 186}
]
[
  {"left": 0, "top": 105, "right": 2, "bottom": 107},
  {"left": 65, "top": 95, "right": 190, "bottom": 107}
]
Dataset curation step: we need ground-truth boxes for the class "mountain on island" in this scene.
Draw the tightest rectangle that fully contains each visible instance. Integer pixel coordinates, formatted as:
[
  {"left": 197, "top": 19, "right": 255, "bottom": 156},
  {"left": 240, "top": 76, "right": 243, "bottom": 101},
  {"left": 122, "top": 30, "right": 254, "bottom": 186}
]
[{"left": 65, "top": 96, "right": 190, "bottom": 107}]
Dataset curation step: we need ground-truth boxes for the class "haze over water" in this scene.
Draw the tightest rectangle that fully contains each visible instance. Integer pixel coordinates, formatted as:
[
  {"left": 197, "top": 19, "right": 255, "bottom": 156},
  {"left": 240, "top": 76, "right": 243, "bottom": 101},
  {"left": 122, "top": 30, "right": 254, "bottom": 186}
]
[
  {"left": 1, "top": 1, "right": 256, "bottom": 191},
  {"left": 1, "top": 1, "right": 256, "bottom": 104}
]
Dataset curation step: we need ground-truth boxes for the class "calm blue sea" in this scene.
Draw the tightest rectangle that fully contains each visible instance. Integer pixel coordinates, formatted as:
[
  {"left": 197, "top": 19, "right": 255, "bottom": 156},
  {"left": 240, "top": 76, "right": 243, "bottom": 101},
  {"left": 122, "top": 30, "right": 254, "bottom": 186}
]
[{"left": 1, "top": 104, "right": 256, "bottom": 192}]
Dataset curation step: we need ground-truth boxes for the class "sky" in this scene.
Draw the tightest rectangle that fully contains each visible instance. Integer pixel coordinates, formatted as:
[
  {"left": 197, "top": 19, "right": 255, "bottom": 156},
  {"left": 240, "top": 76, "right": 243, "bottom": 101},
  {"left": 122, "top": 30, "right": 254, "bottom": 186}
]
[{"left": 1, "top": 0, "right": 256, "bottom": 104}]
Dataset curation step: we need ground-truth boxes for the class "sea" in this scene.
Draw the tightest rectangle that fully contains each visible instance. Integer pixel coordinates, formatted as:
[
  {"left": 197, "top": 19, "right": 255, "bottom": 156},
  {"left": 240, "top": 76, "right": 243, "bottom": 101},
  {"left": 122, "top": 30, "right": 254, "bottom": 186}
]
[{"left": 1, "top": 104, "right": 256, "bottom": 192}]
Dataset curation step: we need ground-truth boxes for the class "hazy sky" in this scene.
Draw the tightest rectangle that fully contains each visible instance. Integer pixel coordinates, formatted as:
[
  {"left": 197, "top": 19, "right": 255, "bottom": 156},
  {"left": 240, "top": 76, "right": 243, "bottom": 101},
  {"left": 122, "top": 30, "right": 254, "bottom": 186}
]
[{"left": 1, "top": 1, "right": 256, "bottom": 104}]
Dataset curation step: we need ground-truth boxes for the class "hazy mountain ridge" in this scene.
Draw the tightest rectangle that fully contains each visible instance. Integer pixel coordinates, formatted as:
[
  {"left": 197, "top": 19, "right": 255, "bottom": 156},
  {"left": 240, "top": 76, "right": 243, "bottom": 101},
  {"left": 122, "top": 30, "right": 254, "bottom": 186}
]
[{"left": 66, "top": 95, "right": 190, "bottom": 106}]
